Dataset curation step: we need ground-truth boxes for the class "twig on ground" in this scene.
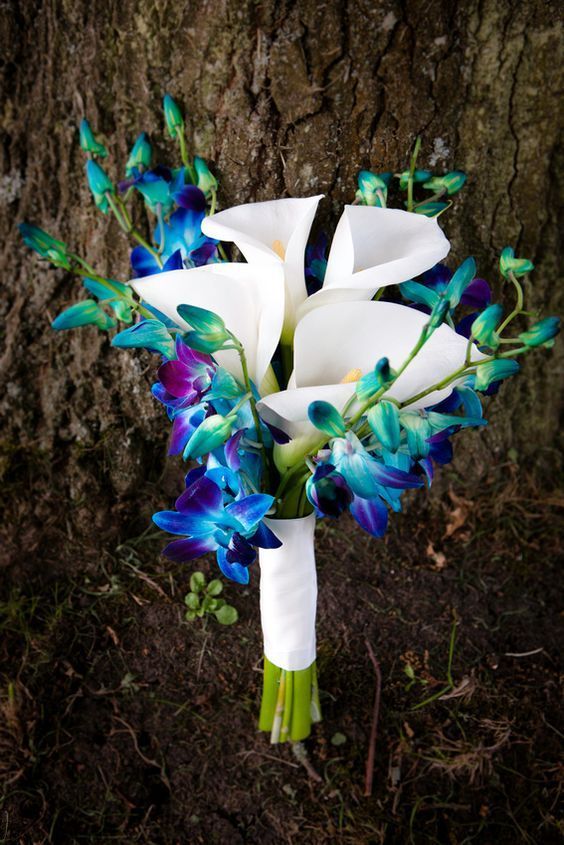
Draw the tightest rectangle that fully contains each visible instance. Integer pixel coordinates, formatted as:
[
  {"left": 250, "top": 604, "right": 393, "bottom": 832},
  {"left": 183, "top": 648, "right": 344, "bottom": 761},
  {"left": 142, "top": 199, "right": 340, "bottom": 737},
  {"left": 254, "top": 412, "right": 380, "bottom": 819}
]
[{"left": 364, "top": 639, "right": 382, "bottom": 797}]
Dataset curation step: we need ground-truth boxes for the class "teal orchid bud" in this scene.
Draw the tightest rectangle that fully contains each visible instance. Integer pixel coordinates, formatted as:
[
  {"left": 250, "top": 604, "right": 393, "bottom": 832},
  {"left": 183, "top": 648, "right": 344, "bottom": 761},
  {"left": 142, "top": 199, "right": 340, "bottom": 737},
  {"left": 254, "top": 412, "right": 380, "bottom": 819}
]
[
  {"left": 19, "top": 223, "right": 71, "bottom": 270},
  {"left": 499, "top": 247, "right": 534, "bottom": 279},
  {"left": 398, "top": 169, "right": 432, "bottom": 190},
  {"left": 400, "top": 280, "right": 440, "bottom": 309},
  {"left": 79, "top": 119, "right": 108, "bottom": 158},
  {"left": 308, "top": 401, "right": 346, "bottom": 439},
  {"left": 414, "top": 201, "right": 449, "bottom": 217},
  {"left": 519, "top": 316, "right": 560, "bottom": 348},
  {"left": 367, "top": 401, "right": 401, "bottom": 452},
  {"left": 356, "top": 357, "right": 393, "bottom": 402},
  {"left": 111, "top": 319, "right": 175, "bottom": 358},
  {"left": 52, "top": 299, "right": 115, "bottom": 331},
  {"left": 177, "top": 304, "right": 226, "bottom": 335},
  {"left": 163, "top": 94, "right": 184, "bottom": 139},
  {"left": 428, "top": 298, "right": 450, "bottom": 330},
  {"left": 474, "top": 359, "right": 520, "bottom": 391},
  {"left": 399, "top": 412, "right": 431, "bottom": 459},
  {"left": 178, "top": 304, "right": 230, "bottom": 352},
  {"left": 86, "top": 160, "right": 114, "bottom": 213},
  {"left": 194, "top": 156, "right": 218, "bottom": 198},
  {"left": 471, "top": 304, "right": 504, "bottom": 348},
  {"left": 445, "top": 257, "right": 476, "bottom": 308},
  {"left": 355, "top": 170, "right": 389, "bottom": 206},
  {"left": 183, "top": 415, "right": 233, "bottom": 460},
  {"left": 182, "top": 330, "right": 230, "bottom": 354},
  {"left": 422, "top": 171, "right": 467, "bottom": 195},
  {"left": 126, "top": 132, "right": 152, "bottom": 176}
]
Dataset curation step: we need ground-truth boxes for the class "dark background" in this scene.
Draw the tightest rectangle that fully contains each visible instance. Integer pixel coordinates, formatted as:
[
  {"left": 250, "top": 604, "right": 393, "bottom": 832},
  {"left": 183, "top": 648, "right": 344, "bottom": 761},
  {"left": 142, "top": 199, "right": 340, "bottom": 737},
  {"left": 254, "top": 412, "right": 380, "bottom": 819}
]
[{"left": 1, "top": 1, "right": 562, "bottom": 842}]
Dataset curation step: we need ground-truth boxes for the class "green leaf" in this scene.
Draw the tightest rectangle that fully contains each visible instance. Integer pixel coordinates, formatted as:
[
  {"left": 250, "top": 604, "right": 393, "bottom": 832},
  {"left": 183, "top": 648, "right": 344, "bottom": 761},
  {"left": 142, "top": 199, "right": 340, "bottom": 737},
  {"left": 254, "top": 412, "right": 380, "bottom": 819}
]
[
  {"left": 189, "top": 572, "right": 206, "bottom": 593},
  {"left": 214, "top": 605, "right": 239, "bottom": 625},
  {"left": 185, "top": 610, "right": 197, "bottom": 622},
  {"left": 331, "top": 732, "right": 347, "bottom": 746},
  {"left": 184, "top": 592, "right": 200, "bottom": 610},
  {"left": 201, "top": 595, "right": 218, "bottom": 612},
  {"left": 206, "top": 579, "right": 223, "bottom": 597}
]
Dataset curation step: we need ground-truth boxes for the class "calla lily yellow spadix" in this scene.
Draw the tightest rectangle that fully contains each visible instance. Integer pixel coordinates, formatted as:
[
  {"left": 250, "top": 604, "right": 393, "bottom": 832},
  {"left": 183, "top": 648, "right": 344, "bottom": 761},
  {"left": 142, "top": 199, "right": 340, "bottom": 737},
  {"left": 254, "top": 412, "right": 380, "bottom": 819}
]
[{"left": 23, "top": 103, "right": 559, "bottom": 749}]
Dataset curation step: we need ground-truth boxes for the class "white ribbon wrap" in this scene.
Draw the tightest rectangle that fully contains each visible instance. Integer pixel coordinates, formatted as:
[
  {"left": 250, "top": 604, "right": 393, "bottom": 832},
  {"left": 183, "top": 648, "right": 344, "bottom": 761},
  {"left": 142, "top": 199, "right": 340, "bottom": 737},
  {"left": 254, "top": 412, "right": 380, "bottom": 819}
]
[{"left": 259, "top": 514, "right": 317, "bottom": 672}]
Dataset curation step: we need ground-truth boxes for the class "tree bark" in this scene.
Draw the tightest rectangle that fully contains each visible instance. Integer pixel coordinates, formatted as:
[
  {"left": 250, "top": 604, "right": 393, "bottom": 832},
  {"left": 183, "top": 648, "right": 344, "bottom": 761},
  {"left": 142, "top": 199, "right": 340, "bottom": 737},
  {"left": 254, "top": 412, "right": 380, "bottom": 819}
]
[{"left": 1, "top": 0, "right": 562, "bottom": 567}]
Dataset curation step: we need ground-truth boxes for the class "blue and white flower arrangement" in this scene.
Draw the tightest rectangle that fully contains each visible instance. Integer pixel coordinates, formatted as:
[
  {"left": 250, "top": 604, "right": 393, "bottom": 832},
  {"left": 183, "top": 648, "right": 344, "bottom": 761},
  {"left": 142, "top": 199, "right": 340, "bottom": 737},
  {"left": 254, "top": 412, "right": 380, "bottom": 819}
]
[{"left": 21, "top": 98, "right": 560, "bottom": 744}]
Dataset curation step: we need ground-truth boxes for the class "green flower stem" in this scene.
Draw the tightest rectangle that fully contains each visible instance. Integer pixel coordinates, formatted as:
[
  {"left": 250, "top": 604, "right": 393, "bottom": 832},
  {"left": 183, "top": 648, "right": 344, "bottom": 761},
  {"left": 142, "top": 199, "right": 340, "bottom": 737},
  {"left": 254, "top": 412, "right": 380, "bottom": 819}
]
[
  {"left": 177, "top": 130, "right": 198, "bottom": 183},
  {"left": 209, "top": 188, "right": 218, "bottom": 217},
  {"left": 71, "top": 257, "right": 154, "bottom": 320},
  {"left": 232, "top": 339, "right": 264, "bottom": 450},
  {"left": 414, "top": 187, "right": 446, "bottom": 208},
  {"left": 497, "top": 270, "right": 525, "bottom": 334},
  {"left": 107, "top": 195, "right": 163, "bottom": 268},
  {"left": 259, "top": 658, "right": 320, "bottom": 743},
  {"left": 270, "top": 668, "right": 286, "bottom": 743},
  {"left": 280, "top": 670, "right": 293, "bottom": 742},
  {"left": 376, "top": 189, "right": 387, "bottom": 208},
  {"left": 217, "top": 243, "right": 229, "bottom": 262},
  {"left": 280, "top": 343, "right": 294, "bottom": 387},
  {"left": 407, "top": 136, "right": 422, "bottom": 213}
]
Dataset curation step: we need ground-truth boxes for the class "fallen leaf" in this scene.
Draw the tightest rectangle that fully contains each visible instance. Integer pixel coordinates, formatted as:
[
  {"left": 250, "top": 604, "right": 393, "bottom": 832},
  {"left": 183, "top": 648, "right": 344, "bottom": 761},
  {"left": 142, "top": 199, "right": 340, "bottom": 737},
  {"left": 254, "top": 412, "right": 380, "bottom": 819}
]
[{"left": 426, "top": 542, "right": 447, "bottom": 570}]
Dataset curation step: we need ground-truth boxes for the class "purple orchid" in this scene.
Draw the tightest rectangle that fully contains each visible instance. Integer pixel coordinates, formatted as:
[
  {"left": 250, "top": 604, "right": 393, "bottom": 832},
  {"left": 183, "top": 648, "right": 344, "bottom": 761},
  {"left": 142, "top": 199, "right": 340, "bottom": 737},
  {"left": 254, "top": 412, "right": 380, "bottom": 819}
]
[{"left": 153, "top": 476, "right": 281, "bottom": 584}]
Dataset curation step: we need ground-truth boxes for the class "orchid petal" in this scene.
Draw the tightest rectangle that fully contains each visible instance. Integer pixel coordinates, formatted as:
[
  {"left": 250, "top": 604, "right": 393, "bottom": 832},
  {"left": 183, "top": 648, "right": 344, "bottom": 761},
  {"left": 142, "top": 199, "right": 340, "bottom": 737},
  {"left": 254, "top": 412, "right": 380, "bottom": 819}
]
[
  {"left": 225, "top": 494, "right": 275, "bottom": 532},
  {"left": 350, "top": 494, "right": 388, "bottom": 537},
  {"left": 162, "top": 535, "right": 216, "bottom": 562},
  {"left": 216, "top": 546, "right": 250, "bottom": 584}
]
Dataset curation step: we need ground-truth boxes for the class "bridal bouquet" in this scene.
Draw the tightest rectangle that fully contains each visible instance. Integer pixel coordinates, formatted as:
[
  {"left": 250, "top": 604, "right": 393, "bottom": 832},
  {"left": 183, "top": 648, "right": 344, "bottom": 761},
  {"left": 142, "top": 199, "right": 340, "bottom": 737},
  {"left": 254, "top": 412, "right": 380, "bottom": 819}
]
[{"left": 21, "top": 97, "right": 559, "bottom": 744}]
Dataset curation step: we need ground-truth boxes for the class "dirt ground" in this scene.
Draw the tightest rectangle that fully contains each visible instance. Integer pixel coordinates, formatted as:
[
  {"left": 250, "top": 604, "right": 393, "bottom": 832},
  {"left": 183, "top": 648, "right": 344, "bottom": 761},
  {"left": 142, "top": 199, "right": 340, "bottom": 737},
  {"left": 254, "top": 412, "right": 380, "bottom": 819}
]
[{"left": 1, "top": 452, "right": 563, "bottom": 844}]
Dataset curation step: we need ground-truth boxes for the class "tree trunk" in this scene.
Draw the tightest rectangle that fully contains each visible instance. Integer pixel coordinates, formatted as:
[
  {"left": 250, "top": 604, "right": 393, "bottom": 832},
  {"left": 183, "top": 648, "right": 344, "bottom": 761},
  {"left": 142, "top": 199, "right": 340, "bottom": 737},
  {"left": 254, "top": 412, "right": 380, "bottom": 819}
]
[{"left": 1, "top": 0, "right": 562, "bottom": 567}]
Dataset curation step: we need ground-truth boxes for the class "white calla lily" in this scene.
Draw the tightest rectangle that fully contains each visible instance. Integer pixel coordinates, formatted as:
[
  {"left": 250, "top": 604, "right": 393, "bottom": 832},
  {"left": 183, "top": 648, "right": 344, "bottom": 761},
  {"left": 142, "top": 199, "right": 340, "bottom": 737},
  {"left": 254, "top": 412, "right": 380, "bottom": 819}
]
[
  {"left": 201, "top": 196, "right": 323, "bottom": 339},
  {"left": 298, "top": 205, "right": 450, "bottom": 319},
  {"left": 202, "top": 197, "right": 450, "bottom": 334},
  {"left": 131, "top": 263, "right": 284, "bottom": 388},
  {"left": 257, "top": 300, "right": 485, "bottom": 444}
]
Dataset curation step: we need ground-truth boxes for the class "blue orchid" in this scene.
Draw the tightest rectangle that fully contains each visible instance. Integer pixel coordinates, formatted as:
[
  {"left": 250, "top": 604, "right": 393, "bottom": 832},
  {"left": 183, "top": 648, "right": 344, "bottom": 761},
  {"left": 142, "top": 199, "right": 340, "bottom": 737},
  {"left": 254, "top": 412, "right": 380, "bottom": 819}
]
[
  {"left": 153, "top": 476, "right": 280, "bottom": 583},
  {"left": 330, "top": 431, "right": 424, "bottom": 499}
]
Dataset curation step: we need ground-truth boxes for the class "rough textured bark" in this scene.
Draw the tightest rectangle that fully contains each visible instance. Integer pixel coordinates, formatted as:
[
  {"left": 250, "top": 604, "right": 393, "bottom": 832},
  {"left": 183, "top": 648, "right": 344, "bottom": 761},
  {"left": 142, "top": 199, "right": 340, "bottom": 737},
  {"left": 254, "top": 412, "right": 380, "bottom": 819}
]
[{"left": 1, "top": 0, "right": 562, "bottom": 566}]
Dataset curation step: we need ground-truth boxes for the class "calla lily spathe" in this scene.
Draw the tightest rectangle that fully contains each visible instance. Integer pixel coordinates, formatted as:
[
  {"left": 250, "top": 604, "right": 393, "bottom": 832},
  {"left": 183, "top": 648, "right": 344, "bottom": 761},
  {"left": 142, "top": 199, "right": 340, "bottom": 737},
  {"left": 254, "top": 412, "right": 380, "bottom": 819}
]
[
  {"left": 256, "top": 301, "right": 486, "bottom": 445},
  {"left": 201, "top": 199, "right": 450, "bottom": 331},
  {"left": 131, "top": 262, "right": 285, "bottom": 388}
]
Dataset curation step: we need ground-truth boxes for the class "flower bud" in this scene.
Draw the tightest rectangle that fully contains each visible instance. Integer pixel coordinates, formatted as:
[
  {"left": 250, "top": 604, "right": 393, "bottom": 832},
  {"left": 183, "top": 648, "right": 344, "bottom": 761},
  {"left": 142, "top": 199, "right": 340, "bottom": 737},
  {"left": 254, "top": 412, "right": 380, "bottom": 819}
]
[
  {"left": 194, "top": 156, "right": 218, "bottom": 198},
  {"left": 79, "top": 119, "right": 108, "bottom": 158},
  {"left": 423, "top": 171, "right": 466, "bottom": 195},
  {"left": 367, "top": 401, "right": 401, "bottom": 452},
  {"left": 19, "top": 223, "right": 71, "bottom": 269},
  {"left": 474, "top": 359, "right": 520, "bottom": 391},
  {"left": 471, "top": 304, "right": 503, "bottom": 348},
  {"left": 111, "top": 319, "right": 175, "bottom": 358},
  {"left": 86, "top": 160, "right": 114, "bottom": 213},
  {"left": 183, "top": 414, "right": 233, "bottom": 460},
  {"left": 398, "top": 169, "right": 432, "bottom": 190},
  {"left": 163, "top": 94, "right": 184, "bottom": 139},
  {"left": 52, "top": 300, "right": 115, "bottom": 331},
  {"left": 126, "top": 132, "right": 152, "bottom": 176},
  {"left": 499, "top": 247, "right": 534, "bottom": 279},
  {"left": 519, "top": 316, "right": 560, "bottom": 348},
  {"left": 308, "top": 401, "right": 346, "bottom": 438}
]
